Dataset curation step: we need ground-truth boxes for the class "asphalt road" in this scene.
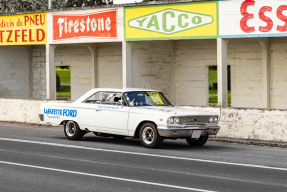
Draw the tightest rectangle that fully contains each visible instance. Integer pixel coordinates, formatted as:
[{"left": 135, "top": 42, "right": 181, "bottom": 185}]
[{"left": 0, "top": 123, "right": 287, "bottom": 192}]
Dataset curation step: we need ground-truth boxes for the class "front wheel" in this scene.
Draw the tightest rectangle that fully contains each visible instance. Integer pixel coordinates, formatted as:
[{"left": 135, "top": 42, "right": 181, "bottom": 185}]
[
  {"left": 64, "top": 121, "right": 84, "bottom": 140},
  {"left": 139, "top": 123, "right": 163, "bottom": 148},
  {"left": 186, "top": 136, "right": 208, "bottom": 146}
]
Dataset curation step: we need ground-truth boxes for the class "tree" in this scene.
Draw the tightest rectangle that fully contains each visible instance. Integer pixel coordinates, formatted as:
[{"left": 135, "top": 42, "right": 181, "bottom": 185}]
[
  {"left": 0, "top": 0, "right": 48, "bottom": 13},
  {"left": 0, "top": 0, "right": 113, "bottom": 13},
  {"left": 53, "top": 0, "right": 113, "bottom": 9}
]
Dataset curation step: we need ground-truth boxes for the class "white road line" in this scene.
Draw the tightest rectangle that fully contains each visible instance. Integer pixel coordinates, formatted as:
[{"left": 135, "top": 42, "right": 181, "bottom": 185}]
[
  {"left": 0, "top": 160, "right": 216, "bottom": 192},
  {"left": 0, "top": 137, "right": 287, "bottom": 171}
]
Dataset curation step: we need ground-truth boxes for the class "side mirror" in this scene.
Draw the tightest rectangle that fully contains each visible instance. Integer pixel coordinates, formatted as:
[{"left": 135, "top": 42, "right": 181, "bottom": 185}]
[
  {"left": 172, "top": 103, "right": 176, "bottom": 107},
  {"left": 118, "top": 100, "right": 123, "bottom": 106}
]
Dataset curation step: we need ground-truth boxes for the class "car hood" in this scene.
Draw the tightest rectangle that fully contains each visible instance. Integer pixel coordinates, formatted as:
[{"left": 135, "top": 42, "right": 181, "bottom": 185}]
[{"left": 130, "top": 106, "right": 217, "bottom": 117}]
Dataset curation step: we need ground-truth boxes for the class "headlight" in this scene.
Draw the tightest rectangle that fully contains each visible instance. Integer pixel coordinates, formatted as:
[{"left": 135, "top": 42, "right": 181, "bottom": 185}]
[
  {"left": 209, "top": 117, "right": 214, "bottom": 123},
  {"left": 175, "top": 117, "right": 180, "bottom": 124},
  {"left": 214, "top": 116, "right": 218, "bottom": 122},
  {"left": 167, "top": 117, "right": 174, "bottom": 124}
]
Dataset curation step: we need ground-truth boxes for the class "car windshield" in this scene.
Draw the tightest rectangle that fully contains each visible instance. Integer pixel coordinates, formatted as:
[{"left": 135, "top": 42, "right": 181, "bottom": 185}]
[{"left": 124, "top": 91, "right": 172, "bottom": 107}]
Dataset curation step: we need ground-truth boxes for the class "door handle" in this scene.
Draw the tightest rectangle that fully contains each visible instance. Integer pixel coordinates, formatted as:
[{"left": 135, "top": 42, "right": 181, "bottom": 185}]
[{"left": 96, "top": 109, "right": 101, "bottom": 112}]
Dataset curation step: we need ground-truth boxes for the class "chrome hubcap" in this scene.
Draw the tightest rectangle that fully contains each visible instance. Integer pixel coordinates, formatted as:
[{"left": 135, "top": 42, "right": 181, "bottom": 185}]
[
  {"left": 142, "top": 127, "right": 154, "bottom": 144},
  {"left": 66, "top": 121, "right": 76, "bottom": 137}
]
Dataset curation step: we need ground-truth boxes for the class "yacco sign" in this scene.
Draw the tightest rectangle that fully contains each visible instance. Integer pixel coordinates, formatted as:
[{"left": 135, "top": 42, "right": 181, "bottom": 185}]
[
  {"left": 53, "top": 9, "right": 117, "bottom": 42},
  {"left": 220, "top": 0, "right": 287, "bottom": 38},
  {"left": 125, "top": 2, "right": 218, "bottom": 41},
  {"left": 0, "top": 13, "right": 47, "bottom": 45}
]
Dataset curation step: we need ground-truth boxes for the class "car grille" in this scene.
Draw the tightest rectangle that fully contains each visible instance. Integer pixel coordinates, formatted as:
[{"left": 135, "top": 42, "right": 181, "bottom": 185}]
[{"left": 179, "top": 116, "right": 210, "bottom": 125}]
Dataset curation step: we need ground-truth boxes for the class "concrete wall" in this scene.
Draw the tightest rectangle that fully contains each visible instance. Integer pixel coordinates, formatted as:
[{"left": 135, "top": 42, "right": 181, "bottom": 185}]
[
  {"left": 183, "top": 106, "right": 287, "bottom": 142},
  {"left": 55, "top": 43, "right": 122, "bottom": 101},
  {"left": 97, "top": 42, "right": 122, "bottom": 88},
  {"left": 55, "top": 45, "right": 94, "bottom": 101},
  {"left": 32, "top": 46, "right": 46, "bottom": 100},
  {"left": 176, "top": 39, "right": 217, "bottom": 106},
  {"left": 270, "top": 37, "right": 287, "bottom": 109},
  {"left": 228, "top": 39, "right": 263, "bottom": 108},
  {"left": 0, "top": 46, "right": 30, "bottom": 99},
  {"left": 132, "top": 41, "right": 174, "bottom": 100},
  {"left": 1, "top": 98, "right": 287, "bottom": 143},
  {"left": 0, "top": 98, "right": 49, "bottom": 124}
]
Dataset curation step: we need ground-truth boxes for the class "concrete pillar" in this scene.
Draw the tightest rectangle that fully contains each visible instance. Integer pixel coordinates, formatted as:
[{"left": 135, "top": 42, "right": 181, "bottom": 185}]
[
  {"left": 24, "top": 46, "right": 33, "bottom": 99},
  {"left": 87, "top": 45, "right": 98, "bottom": 88},
  {"left": 48, "top": 0, "right": 52, "bottom": 9},
  {"left": 259, "top": 39, "right": 270, "bottom": 109},
  {"left": 217, "top": 38, "right": 229, "bottom": 107},
  {"left": 122, "top": 41, "right": 133, "bottom": 88},
  {"left": 171, "top": 40, "right": 177, "bottom": 104},
  {"left": 46, "top": 44, "right": 57, "bottom": 100}
]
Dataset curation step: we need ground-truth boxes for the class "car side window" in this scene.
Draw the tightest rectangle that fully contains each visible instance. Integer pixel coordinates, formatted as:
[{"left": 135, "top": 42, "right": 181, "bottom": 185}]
[
  {"left": 102, "top": 92, "right": 127, "bottom": 106},
  {"left": 83, "top": 91, "right": 104, "bottom": 104}
]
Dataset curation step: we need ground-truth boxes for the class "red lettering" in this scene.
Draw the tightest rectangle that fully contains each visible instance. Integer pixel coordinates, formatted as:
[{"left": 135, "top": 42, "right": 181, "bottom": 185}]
[
  {"left": 36, "top": 29, "right": 45, "bottom": 41},
  {"left": 22, "top": 29, "right": 27, "bottom": 42},
  {"left": 14, "top": 30, "right": 20, "bottom": 42},
  {"left": 277, "top": 5, "right": 287, "bottom": 32},
  {"left": 0, "top": 31, "right": 4, "bottom": 43},
  {"left": 29, "top": 29, "right": 35, "bottom": 42},
  {"left": 6, "top": 30, "right": 13, "bottom": 42},
  {"left": 24, "top": 16, "right": 29, "bottom": 26},
  {"left": 240, "top": 0, "right": 255, "bottom": 33},
  {"left": 35, "top": 15, "right": 39, "bottom": 25},
  {"left": 30, "top": 16, "right": 35, "bottom": 25},
  {"left": 40, "top": 14, "right": 45, "bottom": 25},
  {"left": 259, "top": 6, "right": 273, "bottom": 32}
]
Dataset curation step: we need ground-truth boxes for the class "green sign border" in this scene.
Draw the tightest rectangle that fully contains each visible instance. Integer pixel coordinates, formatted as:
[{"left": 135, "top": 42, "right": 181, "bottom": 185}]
[
  {"left": 124, "top": 1, "right": 219, "bottom": 41},
  {"left": 128, "top": 8, "right": 214, "bottom": 36}
]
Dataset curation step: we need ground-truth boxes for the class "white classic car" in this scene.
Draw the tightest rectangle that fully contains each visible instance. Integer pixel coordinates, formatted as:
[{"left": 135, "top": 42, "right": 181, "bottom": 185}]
[{"left": 40, "top": 88, "right": 220, "bottom": 148}]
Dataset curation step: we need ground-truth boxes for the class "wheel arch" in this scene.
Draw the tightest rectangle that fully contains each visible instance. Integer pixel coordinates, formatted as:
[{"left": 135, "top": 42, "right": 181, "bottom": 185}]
[
  {"left": 134, "top": 120, "right": 157, "bottom": 139},
  {"left": 60, "top": 119, "right": 78, "bottom": 126}
]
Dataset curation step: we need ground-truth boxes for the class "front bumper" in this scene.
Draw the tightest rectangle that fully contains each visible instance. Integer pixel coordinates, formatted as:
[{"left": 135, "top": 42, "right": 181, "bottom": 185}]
[{"left": 157, "top": 125, "right": 220, "bottom": 138}]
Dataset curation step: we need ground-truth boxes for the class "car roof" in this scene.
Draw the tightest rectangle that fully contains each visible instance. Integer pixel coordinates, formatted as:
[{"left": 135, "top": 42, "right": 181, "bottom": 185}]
[{"left": 74, "top": 88, "right": 160, "bottom": 103}]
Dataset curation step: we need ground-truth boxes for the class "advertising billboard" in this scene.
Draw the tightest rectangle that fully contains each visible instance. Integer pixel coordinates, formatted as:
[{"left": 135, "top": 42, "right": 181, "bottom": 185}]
[
  {"left": 0, "top": 13, "right": 47, "bottom": 45},
  {"left": 220, "top": 0, "right": 287, "bottom": 38},
  {"left": 53, "top": 9, "right": 118, "bottom": 42},
  {"left": 125, "top": 2, "right": 218, "bottom": 41}
]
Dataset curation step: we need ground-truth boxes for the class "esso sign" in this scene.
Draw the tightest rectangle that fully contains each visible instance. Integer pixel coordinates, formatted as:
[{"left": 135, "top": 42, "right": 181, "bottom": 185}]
[{"left": 240, "top": 0, "right": 287, "bottom": 33}]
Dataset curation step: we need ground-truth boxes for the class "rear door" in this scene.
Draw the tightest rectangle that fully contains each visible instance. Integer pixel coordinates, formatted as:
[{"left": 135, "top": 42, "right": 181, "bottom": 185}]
[{"left": 77, "top": 91, "right": 104, "bottom": 132}]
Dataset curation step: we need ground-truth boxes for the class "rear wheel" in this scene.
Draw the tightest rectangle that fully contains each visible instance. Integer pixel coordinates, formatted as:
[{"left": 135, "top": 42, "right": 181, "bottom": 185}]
[
  {"left": 139, "top": 123, "right": 163, "bottom": 148},
  {"left": 64, "top": 121, "right": 84, "bottom": 140},
  {"left": 186, "top": 136, "right": 208, "bottom": 146}
]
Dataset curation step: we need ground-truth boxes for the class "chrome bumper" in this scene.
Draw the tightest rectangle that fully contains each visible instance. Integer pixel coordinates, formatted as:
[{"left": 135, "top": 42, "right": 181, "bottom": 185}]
[{"left": 157, "top": 125, "right": 220, "bottom": 138}]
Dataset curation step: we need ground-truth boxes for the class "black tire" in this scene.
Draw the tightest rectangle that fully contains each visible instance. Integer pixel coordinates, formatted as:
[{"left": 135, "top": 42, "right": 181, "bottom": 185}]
[
  {"left": 64, "top": 121, "right": 84, "bottom": 140},
  {"left": 186, "top": 136, "right": 208, "bottom": 146},
  {"left": 113, "top": 135, "right": 126, "bottom": 139},
  {"left": 139, "top": 123, "right": 163, "bottom": 148}
]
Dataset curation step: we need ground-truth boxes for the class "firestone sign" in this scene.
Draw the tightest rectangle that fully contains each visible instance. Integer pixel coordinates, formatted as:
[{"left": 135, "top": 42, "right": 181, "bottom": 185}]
[
  {"left": 0, "top": 13, "right": 47, "bottom": 45},
  {"left": 220, "top": 0, "right": 287, "bottom": 38},
  {"left": 53, "top": 9, "right": 117, "bottom": 42},
  {"left": 125, "top": 2, "right": 218, "bottom": 41}
]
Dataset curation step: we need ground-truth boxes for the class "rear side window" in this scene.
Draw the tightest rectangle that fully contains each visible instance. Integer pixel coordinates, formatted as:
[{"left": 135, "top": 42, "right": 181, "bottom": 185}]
[
  {"left": 83, "top": 92, "right": 104, "bottom": 104},
  {"left": 102, "top": 92, "right": 126, "bottom": 106}
]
